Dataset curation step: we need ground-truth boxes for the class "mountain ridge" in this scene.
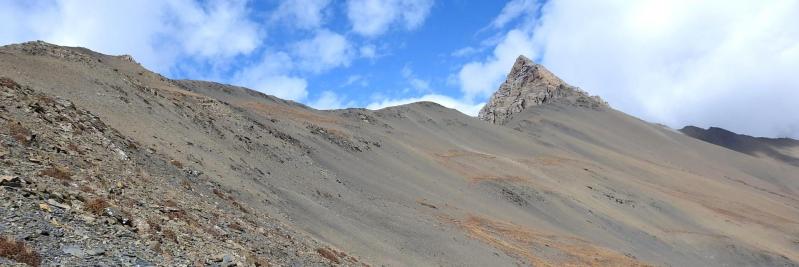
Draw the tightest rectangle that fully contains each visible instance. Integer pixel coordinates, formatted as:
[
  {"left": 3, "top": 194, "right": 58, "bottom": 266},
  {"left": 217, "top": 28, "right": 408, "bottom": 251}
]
[
  {"left": 681, "top": 125, "right": 799, "bottom": 167},
  {"left": 1, "top": 41, "right": 799, "bottom": 266}
]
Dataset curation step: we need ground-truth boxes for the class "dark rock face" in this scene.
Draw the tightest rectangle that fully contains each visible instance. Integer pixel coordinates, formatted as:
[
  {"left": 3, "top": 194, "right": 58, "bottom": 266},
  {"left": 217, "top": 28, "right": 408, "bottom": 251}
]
[
  {"left": 680, "top": 126, "right": 799, "bottom": 166},
  {"left": 478, "top": 55, "right": 606, "bottom": 124}
]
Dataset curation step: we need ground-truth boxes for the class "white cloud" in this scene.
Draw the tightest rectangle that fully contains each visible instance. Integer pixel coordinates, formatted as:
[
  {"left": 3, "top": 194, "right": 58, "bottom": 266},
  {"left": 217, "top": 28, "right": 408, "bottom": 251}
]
[
  {"left": 366, "top": 94, "right": 483, "bottom": 116},
  {"left": 234, "top": 52, "right": 308, "bottom": 101},
  {"left": 0, "top": 0, "right": 263, "bottom": 75},
  {"left": 360, "top": 44, "right": 377, "bottom": 58},
  {"left": 342, "top": 75, "right": 368, "bottom": 87},
  {"left": 293, "top": 29, "right": 355, "bottom": 73},
  {"left": 309, "top": 90, "right": 354, "bottom": 110},
  {"left": 173, "top": 0, "right": 262, "bottom": 59},
  {"left": 457, "top": 29, "right": 534, "bottom": 101},
  {"left": 451, "top": 46, "right": 480, "bottom": 57},
  {"left": 459, "top": 0, "right": 799, "bottom": 137},
  {"left": 346, "top": 0, "right": 434, "bottom": 37},
  {"left": 401, "top": 64, "right": 430, "bottom": 92},
  {"left": 271, "top": 0, "right": 331, "bottom": 30},
  {"left": 490, "top": 0, "right": 537, "bottom": 29}
]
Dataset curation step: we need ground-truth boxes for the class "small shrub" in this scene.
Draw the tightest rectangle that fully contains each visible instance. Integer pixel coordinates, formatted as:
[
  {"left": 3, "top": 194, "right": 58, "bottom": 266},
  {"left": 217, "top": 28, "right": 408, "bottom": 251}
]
[
  {"left": 231, "top": 201, "right": 250, "bottom": 214},
  {"left": 8, "top": 122, "right": 32, "bottom": 146},
  {"left": 67, "top": 143, "right": 80, "bottom": 153},
  {"left": 316, "top": 247, "right": 340, "bottom": 264},
  {"left": 147, "top": 218, "right": 162, "bottom": 233},
  {"left": 165, "top": 207, "right": 188, "bottom": 221},
  {"left": 229, "top": 222, "right": 244, "bottom": 232},
  {"left": 0, "top": 77, "right": 19, "bottom": 89},
  {"left": 180, "top": 179, "right": 192, "bottom": 190},
  {"left": 161, "top": 229, "right": 177, "bottom": 243},
  {"left": 0, "top": 236, "right": 41, "bottom": 267},
  {"left": 169, "top": 159, "right": 183, "bottom": 169},
  {"left": 254, "top": 257, "right": 271, "bottom": 267},
  {"left": 163, "top": 199, "right": 178, "bottom": 208},
  {"left": 85, "top": 198, "right": 109, "bottom": 216},
  {"left": 212, "top": 188, "right": 225, "bottom": 199},
  {"left": 40, "top": 166, "right": 72, "bottom": 180},
  {"left": 79, "top": 185, "right": 95, "bottom": 193}
]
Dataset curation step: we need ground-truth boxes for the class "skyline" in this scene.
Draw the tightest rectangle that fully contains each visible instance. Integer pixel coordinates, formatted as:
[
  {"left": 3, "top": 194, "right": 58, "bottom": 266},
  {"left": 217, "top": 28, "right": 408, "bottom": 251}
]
[{"left": 2, "top": 0, "right": 798, "bottom": 138}]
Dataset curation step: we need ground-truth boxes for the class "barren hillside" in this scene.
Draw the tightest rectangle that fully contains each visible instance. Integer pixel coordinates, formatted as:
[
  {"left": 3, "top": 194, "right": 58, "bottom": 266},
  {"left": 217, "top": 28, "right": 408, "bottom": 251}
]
[
  {"left": 681, "top": 125, "right": 799, "bottom": 167},
  {"left": 1, "top": 42, "right": 798, "bottom": 266}
]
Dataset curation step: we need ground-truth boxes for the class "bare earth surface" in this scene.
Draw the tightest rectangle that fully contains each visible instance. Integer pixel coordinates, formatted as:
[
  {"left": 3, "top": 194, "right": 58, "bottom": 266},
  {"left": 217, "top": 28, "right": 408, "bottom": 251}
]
[{"left": 2, "top": 41, "right": 799, "bottom": 266}]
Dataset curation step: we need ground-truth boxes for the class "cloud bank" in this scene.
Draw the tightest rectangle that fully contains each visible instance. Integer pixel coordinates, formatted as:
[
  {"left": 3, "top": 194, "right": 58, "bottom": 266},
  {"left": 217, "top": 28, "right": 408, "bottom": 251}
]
[{"left": 458, "top": 0, "right": 799, "bottom": 137}]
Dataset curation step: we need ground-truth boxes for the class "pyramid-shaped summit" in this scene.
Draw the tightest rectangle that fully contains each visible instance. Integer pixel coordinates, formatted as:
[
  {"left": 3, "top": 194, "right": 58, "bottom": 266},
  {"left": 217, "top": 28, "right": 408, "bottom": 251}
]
[{"left": 478, "top": 55, "right": 606, "bottom": 124}]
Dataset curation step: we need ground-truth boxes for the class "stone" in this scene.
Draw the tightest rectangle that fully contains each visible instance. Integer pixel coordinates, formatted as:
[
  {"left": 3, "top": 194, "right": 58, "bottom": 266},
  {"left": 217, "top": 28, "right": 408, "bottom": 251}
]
[
  {"left": 63, "top": 245, "right": 86, "bottom": 258},
  {"left": 87, "top": 247, "right": 106, "bottom": 256},
  {"left": 47, "top": 198, "right": 71, "bottom": 210},
  {"left": 133, "top": 218, "right": 150, "bottom": 234},
  {"left": 0, "top": 175, "right": 21, "bottom": 187},
  {"left": 478, "top": 55, "right": 607, "bottom": 125},
  {"left": 39, "top": 202, "right": 52, "bottom": 212},
  {"left": 104, "top": 207, "right": 132, "bottom": 226}
]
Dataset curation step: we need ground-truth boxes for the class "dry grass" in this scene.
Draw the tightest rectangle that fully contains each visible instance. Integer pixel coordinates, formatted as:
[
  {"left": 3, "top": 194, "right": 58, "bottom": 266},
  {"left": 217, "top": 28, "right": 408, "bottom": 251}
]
[
  {"left": 443, "top": 214, "right": 652, "bottom": 267},
  {"left": 316, "top": 247, "right": 341, "bottom": 264},
  {"left": 163, "top": 199, "right": 178, "bottom": 208},
  {"left": 85, "top": 198, "right": 109, "bottom": 216},
  {"left": 229, "top": 222, "right": 245, "bottom": 232},
  {"left": 180, "top": 179, "right": 192, "bottom": 190},
  {"left": 161, "top": 229, "right": 178, "bottom": 243},
  {"left": 169, "top": 159, "right": 183, "bottom": 169},
  {"left": 0, "top": 77, "right": 20, "bottom": 89},
  {"left": 147, "top": 218, "right": 162, "bottom": 233},
  {"left": 40, "top": 166, "right": 72, "bottom": 181},
  {"left": 79, "top": 185, "right": 95, "bottom": 193},
  {"left": 0, "top": 236, "right": 41, "bottom": 267},
  {"left": 7, "top": 122, "right": 32, "bottom": 146},
  {"left": 231, "top": 200, "right": 250, "bottom": 214}
]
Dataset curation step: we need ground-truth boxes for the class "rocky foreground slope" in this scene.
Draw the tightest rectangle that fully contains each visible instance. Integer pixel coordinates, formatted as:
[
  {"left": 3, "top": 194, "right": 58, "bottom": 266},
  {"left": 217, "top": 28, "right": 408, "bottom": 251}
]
[{"left": 2, "top": 42, "right": 799, "bottom": 266}]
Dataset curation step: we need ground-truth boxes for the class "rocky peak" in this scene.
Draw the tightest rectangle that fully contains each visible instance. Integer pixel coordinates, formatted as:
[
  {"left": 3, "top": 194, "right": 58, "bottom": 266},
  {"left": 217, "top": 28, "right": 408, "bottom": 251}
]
[{"left": 478, "top": 55, "right": 606, "bottom": 124}]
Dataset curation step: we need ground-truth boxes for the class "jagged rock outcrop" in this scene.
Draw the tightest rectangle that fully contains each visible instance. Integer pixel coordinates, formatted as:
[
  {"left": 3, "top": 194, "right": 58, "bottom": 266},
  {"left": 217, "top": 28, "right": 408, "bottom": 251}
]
[{"left": 478, "top": 55, "right": 606, "bottom": 124}]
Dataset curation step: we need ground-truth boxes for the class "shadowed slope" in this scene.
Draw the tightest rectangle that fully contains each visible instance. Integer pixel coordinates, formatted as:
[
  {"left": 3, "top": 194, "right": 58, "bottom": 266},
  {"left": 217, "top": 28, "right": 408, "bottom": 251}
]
[{"left": 681, "top": 126, "right": 799, "bottom": 167}]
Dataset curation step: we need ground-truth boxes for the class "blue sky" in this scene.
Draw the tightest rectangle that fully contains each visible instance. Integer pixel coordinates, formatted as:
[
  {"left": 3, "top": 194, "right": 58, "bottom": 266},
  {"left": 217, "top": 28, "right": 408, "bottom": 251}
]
[{"left": 2, "top": 0, "right": 799, "bottom": 138}]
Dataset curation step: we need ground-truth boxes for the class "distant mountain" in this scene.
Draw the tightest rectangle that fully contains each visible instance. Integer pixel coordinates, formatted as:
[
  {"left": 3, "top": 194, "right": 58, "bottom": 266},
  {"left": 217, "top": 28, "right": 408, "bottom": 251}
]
[
  {"left": 681, "top": 126, "right": 799, "bottom": 167},
  {"left": 2, "top": 41, "right": 799, "bottom": 266}
]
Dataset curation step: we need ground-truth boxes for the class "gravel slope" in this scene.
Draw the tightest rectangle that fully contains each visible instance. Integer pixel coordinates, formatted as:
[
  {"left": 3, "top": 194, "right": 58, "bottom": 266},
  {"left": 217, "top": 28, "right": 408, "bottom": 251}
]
[{"left": 1, "top": 41, "right": 798, "bottom": 266}]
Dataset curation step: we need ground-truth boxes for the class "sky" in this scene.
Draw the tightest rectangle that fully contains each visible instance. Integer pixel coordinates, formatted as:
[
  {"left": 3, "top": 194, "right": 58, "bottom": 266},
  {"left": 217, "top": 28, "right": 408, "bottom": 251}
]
[{"left": 1, "top": 0, "right": 798, "bottom": 138}]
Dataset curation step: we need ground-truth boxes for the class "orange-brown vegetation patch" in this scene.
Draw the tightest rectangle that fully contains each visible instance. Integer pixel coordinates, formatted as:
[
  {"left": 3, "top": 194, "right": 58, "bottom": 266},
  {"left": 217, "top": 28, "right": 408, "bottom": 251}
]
[
  {"left": 0, "top": 77, "right": 20, "bottom": 89},
  {"left": 442, "top": 214, "right": 652, "bottom": 267},
  {"left": 40, "top": 166, "right": 72, "bottom": 181},
  {"left": 7, "top": 121, "right": 33, "bottom": 146},
  {"left": 85, "top": 198, "right": 110, "bottom": 216},
  {"left": 431, "top": 149, "right": 535, "bottom": 185},
  {"left": 316, "top": 247, "right": 341, "bottom": 264},
  {"left": 516, "top": 155, "right": 583, "bottom": 167},
  {"left": 434, "top": 149, "right": 496, "bottom": 160},
  {"left": 169, "top": 159, "right": 184, "bottom": 169},
  {"left": 0, "top": 236, "right": 41, "bottom": 267}
]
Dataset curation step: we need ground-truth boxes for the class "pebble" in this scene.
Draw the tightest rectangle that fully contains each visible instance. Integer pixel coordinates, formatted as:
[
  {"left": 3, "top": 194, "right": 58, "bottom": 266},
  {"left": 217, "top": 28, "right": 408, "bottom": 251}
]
[{"left": 63, "top": 245, "right": 86, "bottom": 258}]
